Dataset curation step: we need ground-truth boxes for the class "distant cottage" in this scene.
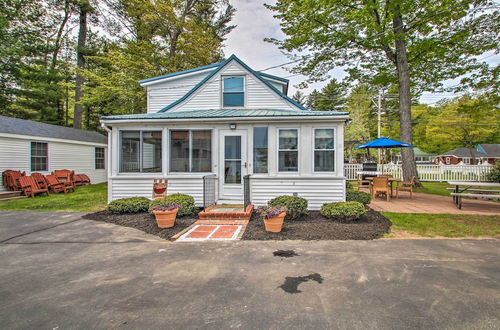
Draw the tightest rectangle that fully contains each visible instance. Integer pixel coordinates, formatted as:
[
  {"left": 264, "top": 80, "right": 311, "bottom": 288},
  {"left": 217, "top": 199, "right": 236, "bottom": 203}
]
[
  {"left": 0, "top": 115, "right": 108, "bottom": 190},
  {"left": 434, "top": 144, "right": 500, "bottom": 165}
]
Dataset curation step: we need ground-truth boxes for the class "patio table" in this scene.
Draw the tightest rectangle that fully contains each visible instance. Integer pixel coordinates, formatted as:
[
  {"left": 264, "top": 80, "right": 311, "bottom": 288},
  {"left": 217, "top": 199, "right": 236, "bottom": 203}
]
[
  {"left": 367, "top": 177, "right": 401, "bottom": 197},
  {"left": 447, "top": 181, "right": 500, "bottom": 209}
]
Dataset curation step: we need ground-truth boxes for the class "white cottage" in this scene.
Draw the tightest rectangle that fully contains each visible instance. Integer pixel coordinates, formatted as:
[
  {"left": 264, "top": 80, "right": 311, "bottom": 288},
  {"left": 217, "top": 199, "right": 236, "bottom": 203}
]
[
  {"left": 0, "top": 115, "right": 108, "bottom": 190},
  {"left": 101, "top": 55, "right": 349, "bottom": 210}
]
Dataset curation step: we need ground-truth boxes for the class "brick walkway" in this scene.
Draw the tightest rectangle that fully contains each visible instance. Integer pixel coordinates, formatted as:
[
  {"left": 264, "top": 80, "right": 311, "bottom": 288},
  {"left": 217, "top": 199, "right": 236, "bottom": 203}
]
[{"left": 368, "top": 190, "right": 500, "bottom": 215}]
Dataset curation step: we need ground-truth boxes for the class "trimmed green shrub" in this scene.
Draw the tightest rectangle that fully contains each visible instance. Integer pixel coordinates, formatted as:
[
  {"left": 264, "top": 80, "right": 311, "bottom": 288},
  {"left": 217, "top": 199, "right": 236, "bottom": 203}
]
[
  {"left": 320, "top": 201, "right": 366, "bottom": 222},
  {"left": 107, "top": 197, "right": 150, "bottom": 214},
  {"left": 346, "top": 190, "right": 372, "bottom": 205},
  {"left": 486, "top": 161, "right": 500, "bottom": 183},
  {"left": 150, "top": 193, "right": 196, "bottom": 216},
  {"left": 268, "top": 195, "right": 308, "bottom": 220},
  {"left": 345, "top": 181, "right": 353, "bottom": 190}
]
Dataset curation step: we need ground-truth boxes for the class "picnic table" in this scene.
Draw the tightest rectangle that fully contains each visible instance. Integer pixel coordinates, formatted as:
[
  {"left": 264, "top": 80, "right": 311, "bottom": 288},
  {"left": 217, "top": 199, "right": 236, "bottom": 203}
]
[
  {"left": 367, "top": 176, "right": 401, "bottom": 197},
  {"left": 447, "top": 181, "right": 500, "bottom": 209}
]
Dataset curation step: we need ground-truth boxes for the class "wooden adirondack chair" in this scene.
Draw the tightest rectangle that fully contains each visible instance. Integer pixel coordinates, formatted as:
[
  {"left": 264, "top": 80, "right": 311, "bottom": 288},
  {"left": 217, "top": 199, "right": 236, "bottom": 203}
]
[
  {"left": 19, "top": 176, "right": 49, "bottom": 198},
  {"left": 52, "top": 170, "right": 75, "bottom": 191},
  {"left": 45, "top": 175, "right": 68, "bottom": 194},
  {"left": 31, "top": 172, "right": 48, "bottom": 190},
  {"left": 396, "top": 176, "right": 415, "bottom": 199},
  {"left": 77, "top": 174, "right": 91, "bottom": 185},
  {"left": 4, "top": 170, "right": 25, "bottom": 191}
]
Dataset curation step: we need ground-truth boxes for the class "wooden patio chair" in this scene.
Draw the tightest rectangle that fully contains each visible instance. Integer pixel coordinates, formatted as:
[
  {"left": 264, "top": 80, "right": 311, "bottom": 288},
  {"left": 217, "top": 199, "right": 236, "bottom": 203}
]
[
  {"left": 396, "top": 176, "right": 415, "bottom": 199},
  {"left": 4, "top": 170, "right": 25, "bottom": 191},
  {"left": 52, "top": 170, "right": 75, "bottom": 191},
  {"left": 357, "top": 174, "right": 371, "bottom": 192},
  {"left": 19, "top": 176, "right": 49, "bottom": 198},
  {"left": 31, "top": 172, "right": 48, "bottom": 190},
  {"left": 79, "top": 174, "right": 91, "bottom": 185},
  {"left": 74, "top": 174, "right": 91, "bottom": 186},
  {"left": 45, "top": 175, "right": 68, "bottom": 194},
  {"left": 372, "top": 176, "right": 390, "bottom": 201}
]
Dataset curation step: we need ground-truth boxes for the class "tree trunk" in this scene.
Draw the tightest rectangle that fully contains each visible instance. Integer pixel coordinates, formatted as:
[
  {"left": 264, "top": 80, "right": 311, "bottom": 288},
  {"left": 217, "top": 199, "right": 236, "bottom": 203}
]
[
  {"left": 73, "top": 2, "right": 89, "bottom": 129},
  {"left": 392, "top": 5, "right": 421, "bottom": 186}
]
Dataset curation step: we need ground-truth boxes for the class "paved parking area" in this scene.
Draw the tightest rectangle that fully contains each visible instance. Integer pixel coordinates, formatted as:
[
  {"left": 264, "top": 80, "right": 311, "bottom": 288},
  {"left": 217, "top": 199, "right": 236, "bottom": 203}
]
[{"left": 0, "top": 211, "right": 499, "bottom": 329}]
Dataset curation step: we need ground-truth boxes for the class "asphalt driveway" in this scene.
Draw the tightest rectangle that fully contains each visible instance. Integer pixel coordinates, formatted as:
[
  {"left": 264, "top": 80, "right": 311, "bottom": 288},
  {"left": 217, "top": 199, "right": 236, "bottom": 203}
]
[{"left": 0, "top": 211, "right": 499, "bottom": 329}]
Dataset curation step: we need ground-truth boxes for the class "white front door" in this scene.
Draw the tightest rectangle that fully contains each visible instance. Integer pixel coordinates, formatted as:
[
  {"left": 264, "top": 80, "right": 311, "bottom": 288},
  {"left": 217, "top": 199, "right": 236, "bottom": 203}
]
[{"left": 219, "top": 130, "right": 247, "bottom": 200}]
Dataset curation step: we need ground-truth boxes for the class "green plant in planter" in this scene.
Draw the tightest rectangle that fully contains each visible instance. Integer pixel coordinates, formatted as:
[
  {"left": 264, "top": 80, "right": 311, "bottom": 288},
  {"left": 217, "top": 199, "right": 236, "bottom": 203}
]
[
  {"left": 320, "top": 201, "right": 366, "bottom": 222},
  {"left": 346, "top": 190, "right": 372, "bottom": 205},
  {"left": 150, "top": 193, "right": 195, "bottom": 216},
  {"left": 268, "top": 195, "right": 308, "bottom": 220},
  {"left": 107, "top": 197, "right": 150, "bottom": 214}
]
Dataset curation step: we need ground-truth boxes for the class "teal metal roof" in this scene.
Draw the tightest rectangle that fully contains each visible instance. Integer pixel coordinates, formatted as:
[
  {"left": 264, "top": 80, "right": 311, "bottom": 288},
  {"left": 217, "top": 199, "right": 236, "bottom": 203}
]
[{"left": 102, "top": 109, "right": 349, "bottom": 121}]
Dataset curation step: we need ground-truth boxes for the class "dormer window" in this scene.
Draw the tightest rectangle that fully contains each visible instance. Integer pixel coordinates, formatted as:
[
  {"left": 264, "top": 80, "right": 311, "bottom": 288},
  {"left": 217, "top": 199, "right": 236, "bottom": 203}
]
[{"left": 223, "top": 76, "right": 244, "bottom": 107}]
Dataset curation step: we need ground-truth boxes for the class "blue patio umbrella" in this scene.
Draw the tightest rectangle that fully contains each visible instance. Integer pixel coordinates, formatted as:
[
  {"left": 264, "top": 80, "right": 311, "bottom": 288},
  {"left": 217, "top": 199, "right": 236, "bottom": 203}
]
[{"left": 355, "top": 137, "right": 415, "bottom": 165}]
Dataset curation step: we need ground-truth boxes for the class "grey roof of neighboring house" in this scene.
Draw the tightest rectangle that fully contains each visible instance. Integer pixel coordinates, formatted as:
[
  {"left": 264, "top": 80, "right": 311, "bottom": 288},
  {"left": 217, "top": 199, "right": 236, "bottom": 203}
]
[
  {"left": 439, "top": 147, "right": 486, "bottom": 158},
  {"left": 478, "top": 144, "right": 500, "bottom": 157},
  {"left": 0, "top": 116, "right": 107, "bottom": 144}
]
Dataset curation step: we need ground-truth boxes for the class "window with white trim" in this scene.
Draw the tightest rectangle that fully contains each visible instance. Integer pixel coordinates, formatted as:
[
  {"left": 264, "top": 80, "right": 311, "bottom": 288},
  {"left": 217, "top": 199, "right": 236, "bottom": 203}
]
[
  {"left": 223, "top": 77, "right": 244, "bottom": 107},
  {"left": 31, "top": 142, "right": 48, "bottom": 171},
  {"left": 120, "top": 131, "right": 162, "bottom": 172},
  {"left": 95, "top": 147, "right": 105, "bottom": 169},
  {"left": 278, "top": 129, "right": 298, "bottom": 172},
  {"left": 314, "top": 128, "right": 335, "bottom": 172},
  {"left": 170, "top": 130, "right": 211, "bottom": 172}
]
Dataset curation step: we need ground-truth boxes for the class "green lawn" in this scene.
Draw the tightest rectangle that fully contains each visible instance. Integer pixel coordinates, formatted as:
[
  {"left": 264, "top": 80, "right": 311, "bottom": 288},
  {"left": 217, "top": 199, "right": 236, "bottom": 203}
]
[
  {"left": 383, "top": 212, "right": 500, "bottom": 238},
  {"left": 0, "top": 183, "right": 107, "bottom": 212},
  {"left": 413, "top": 181, "right": 451, "bottom": 196}
]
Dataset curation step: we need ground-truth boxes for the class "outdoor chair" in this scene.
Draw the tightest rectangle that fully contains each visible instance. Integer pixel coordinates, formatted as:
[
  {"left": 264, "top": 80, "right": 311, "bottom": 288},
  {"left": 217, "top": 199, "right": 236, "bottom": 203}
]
[
  {"left": 19, "top": 176, "right": 49, "bottom": 198},
  {"left": 74, "top": 174, "right": 91, "bottom": 186},
  {"left": 3, "top": 170, "right": 25, "bottom": 191},
  {"left": 45, "top": 175, "right": 68, "bottom": 194},
  {"left": 52, "top": 170, "right": 75, "bottom": 191},
  {"left": 372, "top": 177, "right": 390, "bottom": 201},
  {"left": 357, "top": 174, "right": 371, "bottom": 192},
  {"left": 31, "top": 172, "right": 48, "bottom": 190},
  {"left": 396, "top": 176, "right": 415, "bottom": 199}
]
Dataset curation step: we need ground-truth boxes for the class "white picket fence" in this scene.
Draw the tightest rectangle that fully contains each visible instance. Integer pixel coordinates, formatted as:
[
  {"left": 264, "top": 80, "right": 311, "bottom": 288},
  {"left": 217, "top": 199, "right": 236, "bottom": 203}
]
[{"left": 344, "top": 163, "right": 493, "bottom": 182}]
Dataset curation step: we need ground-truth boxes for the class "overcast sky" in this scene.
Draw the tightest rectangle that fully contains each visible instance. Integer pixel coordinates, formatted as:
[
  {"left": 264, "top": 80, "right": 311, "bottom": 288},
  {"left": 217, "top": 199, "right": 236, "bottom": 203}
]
[{"left": 223, "top": 0, "right": 499, "bottom": 105}]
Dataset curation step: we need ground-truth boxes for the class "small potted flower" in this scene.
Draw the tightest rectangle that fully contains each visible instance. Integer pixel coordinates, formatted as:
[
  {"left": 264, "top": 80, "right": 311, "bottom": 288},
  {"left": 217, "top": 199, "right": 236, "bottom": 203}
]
[
  {"left": 150, "top": 202, "right": 180, "bottom": 228},
  {"left": 257, "top": 205, "right": 288, "bottom": 232}
]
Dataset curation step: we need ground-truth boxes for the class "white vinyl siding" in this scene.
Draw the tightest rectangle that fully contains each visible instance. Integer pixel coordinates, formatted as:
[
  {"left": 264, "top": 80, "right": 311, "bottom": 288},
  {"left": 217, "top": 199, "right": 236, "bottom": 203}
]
[
  {"left": 0, "top": 135, "right": 107, "bottom": 190},
  {"left": 146, "top": 71, "right": 213, "bottom": 113},
  {"left": 170, "top": 60, "right": 299, "bottom": 111}
]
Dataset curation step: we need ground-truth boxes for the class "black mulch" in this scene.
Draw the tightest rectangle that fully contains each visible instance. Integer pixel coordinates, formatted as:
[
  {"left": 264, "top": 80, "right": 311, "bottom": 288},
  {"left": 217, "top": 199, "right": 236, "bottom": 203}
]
[
  {"left": 82, "top": 211, "right": 198, "bottom": 240},
  {"left": 241, "top": 209, "right": 392, "bottom": 240},
  {"left": 82, "top": 208, "right": 391, "bottom": 241}
]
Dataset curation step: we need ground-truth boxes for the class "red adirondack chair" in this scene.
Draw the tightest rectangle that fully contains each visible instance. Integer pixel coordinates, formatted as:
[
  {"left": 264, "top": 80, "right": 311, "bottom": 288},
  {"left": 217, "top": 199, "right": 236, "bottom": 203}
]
[
  {"left": 31, "top": 172, "right": 48, "bottom": 190},
  {"left": 3, "top": 170, "right": 26, "bottom": 191},
  {"left": 74, "top": 174, "right": 91, "bottom": 186},
  {"left": 19, "top": 176, "right": 49, "bottom": 198},
  {"left": 45, "top": 175, "right": 68, "bottom": 194},
  {"left": 52, "top": 169, "right": 75, "bottom": 191}
]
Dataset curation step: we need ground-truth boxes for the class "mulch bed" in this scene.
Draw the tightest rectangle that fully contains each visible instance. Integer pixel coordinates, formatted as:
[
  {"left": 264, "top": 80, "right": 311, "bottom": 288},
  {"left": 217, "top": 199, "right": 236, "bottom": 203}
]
[
  {"left": 241, "top": 209, "right": 392, "bottom": 240},
  {"left": 83, "top": 208, "right": 391, "bottom": 241},
  {"left": 82, "top": 211, "right": 198, "bottom": 240}
]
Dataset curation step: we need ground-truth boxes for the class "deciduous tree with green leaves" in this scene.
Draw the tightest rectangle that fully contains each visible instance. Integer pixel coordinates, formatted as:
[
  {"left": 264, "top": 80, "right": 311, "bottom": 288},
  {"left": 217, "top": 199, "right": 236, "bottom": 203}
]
[{"left": 266, "top": 0, "right": 499, "bottom": 184}]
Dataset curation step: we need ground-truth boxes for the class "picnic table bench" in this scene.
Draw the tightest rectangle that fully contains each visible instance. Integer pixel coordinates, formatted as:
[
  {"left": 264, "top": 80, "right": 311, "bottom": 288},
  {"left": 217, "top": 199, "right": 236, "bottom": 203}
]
[{"left": 447, "top": 181, "right": 500, "bottom": 209}]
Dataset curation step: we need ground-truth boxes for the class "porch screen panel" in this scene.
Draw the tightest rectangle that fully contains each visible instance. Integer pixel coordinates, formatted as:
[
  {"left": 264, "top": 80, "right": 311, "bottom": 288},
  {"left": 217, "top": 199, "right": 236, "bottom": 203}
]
[
  {"left": 314, "top": 128, "right": 335, "bottom": 172},
  {"left": 253, "top": 127, "right": 268, "bottom": 173},
  {"left": 142, "top": 131, "right": 162, "bottom": 172},
  {"left": 120, "top": 131, "right": 140, "bottom": 172},
  {"left": 278, "top": 129, "right": 298, "bottom": 172},
  {"left": 192, "top": 130, "right": 212, "bottom": 172},
  {"left": 170, "top": 131, "right": 189, "bottom": 172}
]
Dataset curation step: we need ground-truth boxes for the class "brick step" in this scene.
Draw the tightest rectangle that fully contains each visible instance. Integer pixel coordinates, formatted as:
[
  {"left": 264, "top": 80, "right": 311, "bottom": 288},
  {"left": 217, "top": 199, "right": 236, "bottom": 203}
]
[{"left": 198, "top": 204, "right": 254, "bottom": 221}]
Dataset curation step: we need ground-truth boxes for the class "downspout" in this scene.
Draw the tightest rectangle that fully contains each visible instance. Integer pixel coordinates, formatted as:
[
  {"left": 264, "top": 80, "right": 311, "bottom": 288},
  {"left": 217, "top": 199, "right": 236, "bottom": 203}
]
[{"left": 100, "top": 121, "right": 112, "bottom": 203}]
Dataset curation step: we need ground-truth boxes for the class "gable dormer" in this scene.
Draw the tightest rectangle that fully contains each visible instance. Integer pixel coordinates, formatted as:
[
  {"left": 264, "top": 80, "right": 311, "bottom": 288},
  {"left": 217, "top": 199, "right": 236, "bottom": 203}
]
[{"left": 140, "top": 55, "right": 304, "bottom": 113}]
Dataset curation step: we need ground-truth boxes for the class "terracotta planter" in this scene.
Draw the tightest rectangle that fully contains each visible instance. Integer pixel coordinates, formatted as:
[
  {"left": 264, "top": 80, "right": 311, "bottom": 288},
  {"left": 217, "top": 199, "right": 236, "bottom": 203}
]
[
  {"left": 153, "top": 208, "right": 179, "bottom": 228},
  {"left": 263, "top": 212, "right": 286, "bottom": 232}
]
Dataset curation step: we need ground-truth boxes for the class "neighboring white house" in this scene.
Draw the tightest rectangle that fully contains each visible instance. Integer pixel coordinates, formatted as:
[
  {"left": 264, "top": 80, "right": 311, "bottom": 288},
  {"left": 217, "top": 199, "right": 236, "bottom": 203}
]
[
  {"left": 0, "top": 115, "right": 108, "bottom": 190},
  {"left": 101, "top": 55, "right": 349, "bottom": 210}
]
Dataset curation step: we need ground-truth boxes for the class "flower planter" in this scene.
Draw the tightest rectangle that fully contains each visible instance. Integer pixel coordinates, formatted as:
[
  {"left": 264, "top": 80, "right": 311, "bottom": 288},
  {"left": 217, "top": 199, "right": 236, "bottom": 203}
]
[
  {"left": 263, "top": 212, "right": 286, "bottom": 232},
  {"left": 153, "top": 208, "right": 179, "bottom": 228}
]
